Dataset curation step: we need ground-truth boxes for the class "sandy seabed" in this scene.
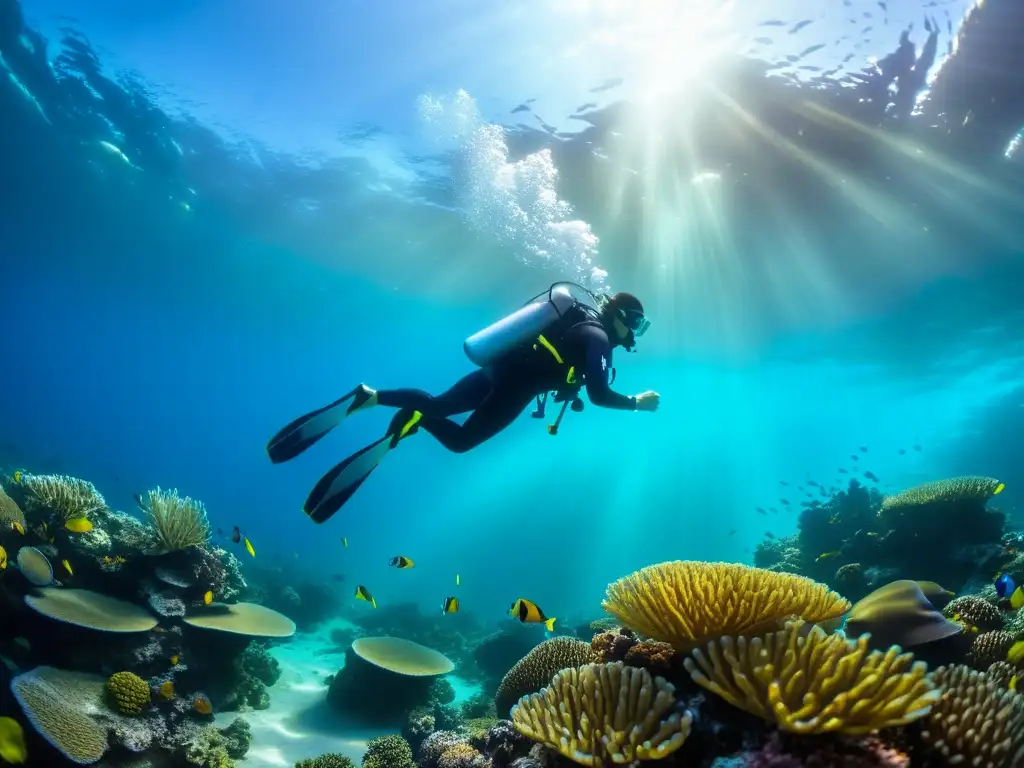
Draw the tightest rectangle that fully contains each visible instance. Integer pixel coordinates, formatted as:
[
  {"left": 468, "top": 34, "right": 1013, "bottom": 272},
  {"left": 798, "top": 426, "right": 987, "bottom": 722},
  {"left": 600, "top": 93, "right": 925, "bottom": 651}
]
[{"left": 216, "top": 618, "right": 479, "bottom": 766}]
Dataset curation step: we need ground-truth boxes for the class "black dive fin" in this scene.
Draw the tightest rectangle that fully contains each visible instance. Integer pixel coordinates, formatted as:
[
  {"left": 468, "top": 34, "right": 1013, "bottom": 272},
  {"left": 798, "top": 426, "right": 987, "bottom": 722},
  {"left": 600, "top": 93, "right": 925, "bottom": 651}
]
[
  {"left": 303, "top": 437, "right": 392, "bottom": 523},
  {"left": 302, "top": 410, "right": 422, "bottom": 524},
  {"left": 267, "top": 385, "right": 373, "bottom": 464}
]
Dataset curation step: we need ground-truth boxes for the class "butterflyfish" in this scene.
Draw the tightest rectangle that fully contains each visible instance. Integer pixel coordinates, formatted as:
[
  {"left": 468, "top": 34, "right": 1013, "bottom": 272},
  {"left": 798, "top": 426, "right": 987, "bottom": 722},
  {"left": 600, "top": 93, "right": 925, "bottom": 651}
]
[
  {"left": 510, "top": 598, "right": 556, "bottom": 631},
  {"left": 170, "top": 655, "right": 180, "bottom": 665},
  {"left": 0, "top": 545, "right": 6, "bottom": 570},
  {"left": 389, "top": 555, "right": 414, "bottom": 569},
  {"left": 355, "top": 585, "right": 377, "bottom": 608},
  {"left": 442, "top": 596, "right": 459, "bottom": 614},
  {"left": 816, "top": 551, "right": 841, "bottom": 562},
  {"left": 159, "top": 681, "right": 175, "bottom": 700}
]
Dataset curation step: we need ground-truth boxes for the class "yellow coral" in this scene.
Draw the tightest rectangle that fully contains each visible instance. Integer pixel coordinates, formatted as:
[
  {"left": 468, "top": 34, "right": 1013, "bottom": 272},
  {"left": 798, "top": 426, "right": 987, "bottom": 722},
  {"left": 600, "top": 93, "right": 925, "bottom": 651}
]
[
  {"left": 603, "top": 561, "right": 850, "bottom": 651},
  {"left": 106, "top": 671, "right": 150, "bottom": 715},
  {"left": 683, "top": 620, "right": 939, "bottom": 735},
  {"left": 880, "top": 476, "right": 1004, "bottom": 515},
  {"left": 495, "top": 636, "right": 595, "bottom": 717},
  {"left": 511, "top": 662, "right": 690, "bottom": 766}
]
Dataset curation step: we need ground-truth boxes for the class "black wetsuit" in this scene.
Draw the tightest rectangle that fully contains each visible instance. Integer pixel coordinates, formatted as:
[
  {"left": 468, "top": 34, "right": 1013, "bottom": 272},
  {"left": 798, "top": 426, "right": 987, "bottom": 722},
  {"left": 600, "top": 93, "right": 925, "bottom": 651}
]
[{"left": 377, "top": 321, "right": 636, "bottom": 453}]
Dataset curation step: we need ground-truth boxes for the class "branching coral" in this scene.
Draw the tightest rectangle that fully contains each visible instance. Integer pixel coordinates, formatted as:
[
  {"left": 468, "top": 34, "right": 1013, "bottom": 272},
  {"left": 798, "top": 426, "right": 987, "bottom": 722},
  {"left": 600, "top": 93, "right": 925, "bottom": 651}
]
[
  {"left": 106, "top": 671, "right": 151, "bottom": 715},
  {"left": 495, "top": 636, "right": 595, "bottom": 718},
  {"left": 140, "top": 486, "right": 211, "bottom": 552},
  {"left": 603, "top": 561, "right": 850, "bottom": 651},
  {"left": 880, "top": 476, "right": 1004, "bottom": 514},
  {"left": 683, "top": 620, "right": 939, "bottom": 735},
  {"left": 511, "top": 662, "right": 690, "bottom": 766},
  {"left": 922, "top": 664, "right": 1024, "bottom": 766},
  {"left": 21, "top": 473, "right": 107, "bottom": 520}
]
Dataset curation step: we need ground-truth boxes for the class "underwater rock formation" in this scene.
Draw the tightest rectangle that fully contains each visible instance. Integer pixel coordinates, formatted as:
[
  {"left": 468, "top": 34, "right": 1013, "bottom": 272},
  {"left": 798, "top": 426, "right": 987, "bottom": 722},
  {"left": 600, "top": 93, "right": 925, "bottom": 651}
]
[{"left": 329, "top": 637, "right": 454, "bottom": 726}]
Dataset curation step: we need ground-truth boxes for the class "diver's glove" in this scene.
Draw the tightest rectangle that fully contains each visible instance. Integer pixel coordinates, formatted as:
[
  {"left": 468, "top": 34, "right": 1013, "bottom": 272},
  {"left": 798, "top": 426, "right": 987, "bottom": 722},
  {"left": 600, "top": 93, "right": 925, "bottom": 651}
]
[{"left": 634, "top": 390, "right": 661, "bottom": 412}]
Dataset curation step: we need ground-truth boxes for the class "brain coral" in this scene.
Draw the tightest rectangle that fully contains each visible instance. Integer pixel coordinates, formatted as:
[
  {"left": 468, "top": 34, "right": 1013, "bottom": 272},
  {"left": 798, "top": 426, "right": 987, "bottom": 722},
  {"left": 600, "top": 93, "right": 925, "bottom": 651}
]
[
  {"left": 10, "top": 666, "right": 109, "bottom": 764},
  {"left": 106, "top": 672, "right": 150, "bottom": 715},
  {"left": 495, "top": 636, "right": 595, "bottom": 718},
  {"left": 604, "top": 561, "right": 850, "bottom": 651}
]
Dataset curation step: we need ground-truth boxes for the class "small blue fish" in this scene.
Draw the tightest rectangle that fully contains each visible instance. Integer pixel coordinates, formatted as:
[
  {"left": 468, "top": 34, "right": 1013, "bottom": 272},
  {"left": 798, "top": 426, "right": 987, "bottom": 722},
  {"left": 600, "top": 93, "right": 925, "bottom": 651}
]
[{"left": 996, "top": 573, "right": 1016, "bottom": 599}]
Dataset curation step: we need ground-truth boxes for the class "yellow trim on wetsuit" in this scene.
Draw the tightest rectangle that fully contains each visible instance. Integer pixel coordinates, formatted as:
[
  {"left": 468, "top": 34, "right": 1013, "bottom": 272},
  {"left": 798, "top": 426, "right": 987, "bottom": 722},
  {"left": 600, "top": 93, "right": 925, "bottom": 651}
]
[{"left": 535, "top": 335, "right": 577, "bottom": 385}]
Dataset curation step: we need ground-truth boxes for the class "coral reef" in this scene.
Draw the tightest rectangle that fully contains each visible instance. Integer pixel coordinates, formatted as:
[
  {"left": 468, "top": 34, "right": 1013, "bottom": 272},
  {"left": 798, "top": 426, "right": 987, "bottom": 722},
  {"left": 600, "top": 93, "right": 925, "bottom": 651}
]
[
  {"left": 363, "top": 734, "right": 414, "bottom": 768},
  {"left": 511, "top": 662, "right": 691, "bottom": 766},
  {"left": 603, "top": 561, "right": 850, "bottom": 651},
  {"left": 494, "top": 637, "right": 595, "bottom": 718},
  {"left": 944, "top": 594, "right": 1004, "bottom": 631},
  {"left": 684, "top": 620, "right": 939, "bottom": 734},
  {"left": 20, "top": 473, "right": 107, "bottom": 521},
  {"left": 297, "top": 755, "right": 355, "bottom": 768},
  {"left": 741, "top": 732, "right": 910, "bottom": 767}
]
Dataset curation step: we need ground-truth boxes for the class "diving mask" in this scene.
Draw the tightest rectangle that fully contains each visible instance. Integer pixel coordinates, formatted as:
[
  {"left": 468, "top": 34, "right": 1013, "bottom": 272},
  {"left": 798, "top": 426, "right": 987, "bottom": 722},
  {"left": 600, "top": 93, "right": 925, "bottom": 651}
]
[{"left": 618, "top": 308, "right": 651, "bottom": 338}]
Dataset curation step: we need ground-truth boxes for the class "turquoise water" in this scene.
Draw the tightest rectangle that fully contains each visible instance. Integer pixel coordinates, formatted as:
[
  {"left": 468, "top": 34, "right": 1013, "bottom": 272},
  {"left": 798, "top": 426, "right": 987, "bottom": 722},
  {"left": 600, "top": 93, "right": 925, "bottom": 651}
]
[{"left": 2, "top": 0, "right": 1024, "bottom": 687}]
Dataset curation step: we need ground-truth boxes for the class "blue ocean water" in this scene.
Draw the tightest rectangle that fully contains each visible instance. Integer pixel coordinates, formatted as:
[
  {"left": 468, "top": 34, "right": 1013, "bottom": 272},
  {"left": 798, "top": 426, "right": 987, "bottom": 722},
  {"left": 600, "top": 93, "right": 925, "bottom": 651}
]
[{"left": 1, "top": 0, "right": 1023, "bottom": 660}]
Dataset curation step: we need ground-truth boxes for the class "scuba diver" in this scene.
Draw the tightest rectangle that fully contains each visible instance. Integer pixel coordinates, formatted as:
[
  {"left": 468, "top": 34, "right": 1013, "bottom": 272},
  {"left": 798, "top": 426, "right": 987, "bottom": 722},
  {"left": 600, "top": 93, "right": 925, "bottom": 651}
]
[{"left": 267, "top": 283, "right": 660, "bottom": 523}]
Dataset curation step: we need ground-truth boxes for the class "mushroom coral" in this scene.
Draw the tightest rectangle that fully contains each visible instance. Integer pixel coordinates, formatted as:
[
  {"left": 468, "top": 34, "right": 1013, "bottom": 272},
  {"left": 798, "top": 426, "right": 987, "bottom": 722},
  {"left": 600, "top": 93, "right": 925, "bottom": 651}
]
[
  {"left": 25, "top": 588, "right": 158, "bottom": 632},
  {"left": 183, "top": 602, "right": 296, "bottom": 637}
]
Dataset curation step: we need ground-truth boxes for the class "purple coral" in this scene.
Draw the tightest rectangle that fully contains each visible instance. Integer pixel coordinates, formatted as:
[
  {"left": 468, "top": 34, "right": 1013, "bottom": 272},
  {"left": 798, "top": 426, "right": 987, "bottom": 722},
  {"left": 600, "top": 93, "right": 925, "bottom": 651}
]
[{"left": 742, "top": 733, "right": 909, "bottom": 767}]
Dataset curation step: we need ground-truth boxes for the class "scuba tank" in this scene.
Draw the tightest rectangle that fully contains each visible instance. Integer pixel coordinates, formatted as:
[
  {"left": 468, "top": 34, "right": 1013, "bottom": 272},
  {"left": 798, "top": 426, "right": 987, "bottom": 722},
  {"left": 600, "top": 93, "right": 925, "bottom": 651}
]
[{"left": 464, "top": 282, "right": 598, "bottom": 368}]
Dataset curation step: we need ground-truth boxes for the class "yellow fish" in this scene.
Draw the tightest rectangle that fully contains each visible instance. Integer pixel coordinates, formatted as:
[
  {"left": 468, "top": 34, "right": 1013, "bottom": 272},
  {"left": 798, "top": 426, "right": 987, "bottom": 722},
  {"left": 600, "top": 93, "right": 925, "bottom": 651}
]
[
  {"left": 11, "top": 521, "right": 24, "bottom": 535},
  {"left": 1010, "top": 586, "right": 1024, "bottom": 611},
  {"left": 355, "top": 585, "right": 377, "bottom": 608},
  {"left": 0, "top": 716, "right": 27, "bottom": 764},
  {"left": 65, "top": 518, "right": 93, "bottom": 533},
  {"left": 510, "top": 598, "right": 556, "bottom": 631},
  {"left": 389, "top": 555, "right": 414, "bottom": 569},
  {"left": 442, "top": 596, "right": 459, "bottom": 614},
  {"left": 11, "top": 471, "right": 21, "bottom": 484},
  {"left": 995, "top": 481, "right": 1006, "bottom": 495},
  {"left": 455, "top": 573, "right": 460, "bottom": 587},
  {"left": 816, "top": 551, "right": 841, "bottom": 562},
  {"left": 170, "top": 655, "right": 179, "bottom": 665},
  {"left": 243, "top": 537, "right": 255, "bottom": 558},
  {"left": 1012, "top": 675, "right": 1019, "bottom": 692},
  {"left": 0, "top": 545, "right": 6, "bottom": 570},
  {"left": 1007, "top": 640, "right": 1024, "bottom": 666},
  {"left": 203, "top": 590, "right": 214, "bottom": 605},
  {"left": 159, "top": 681, "right": 175, "bottom": 700},
  {"left": 62, "top": 560, "right": 73, "bottom": 576},
  {"left": 342, "top": 537, "right": 348, "bottom": 548}
]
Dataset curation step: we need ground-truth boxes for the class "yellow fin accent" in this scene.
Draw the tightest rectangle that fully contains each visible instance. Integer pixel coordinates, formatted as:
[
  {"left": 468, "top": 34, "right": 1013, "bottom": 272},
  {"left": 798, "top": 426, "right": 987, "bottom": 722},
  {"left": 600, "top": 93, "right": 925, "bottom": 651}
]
[{"left": 1011, "top": 587, "right": 1024, "bottom": 610}]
